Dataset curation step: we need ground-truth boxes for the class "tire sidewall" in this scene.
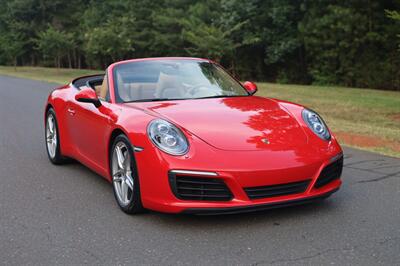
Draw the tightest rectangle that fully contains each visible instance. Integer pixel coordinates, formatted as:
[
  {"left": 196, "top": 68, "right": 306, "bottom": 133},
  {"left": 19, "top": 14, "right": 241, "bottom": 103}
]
[{"left": 110, "top": 134, "right": 143, "bottom": 214}]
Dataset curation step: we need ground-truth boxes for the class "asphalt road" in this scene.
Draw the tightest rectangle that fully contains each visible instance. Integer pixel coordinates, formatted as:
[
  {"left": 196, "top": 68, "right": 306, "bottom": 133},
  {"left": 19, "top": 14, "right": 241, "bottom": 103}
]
[{"left": 0, "top": 75, "right": 399, "bottom": 265}]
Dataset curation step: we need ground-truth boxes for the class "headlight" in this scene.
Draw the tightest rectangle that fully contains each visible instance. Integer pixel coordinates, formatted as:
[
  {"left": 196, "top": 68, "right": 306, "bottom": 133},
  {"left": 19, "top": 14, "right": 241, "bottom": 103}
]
[
  {"left": 302, "top": 109, "right": 331, "bottom": 141},
  {"left": 147, "top": 119, "right": 189, "bottom": 155}
]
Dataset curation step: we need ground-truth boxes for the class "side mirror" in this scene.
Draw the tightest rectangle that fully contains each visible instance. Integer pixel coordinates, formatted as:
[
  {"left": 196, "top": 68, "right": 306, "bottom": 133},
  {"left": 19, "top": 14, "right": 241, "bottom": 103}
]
[
  {"left": 75, "top": 88, "right": 102, "bottom": 108},
  {"left": 243, "top": 81, "right": 258, "bottom": 95}
]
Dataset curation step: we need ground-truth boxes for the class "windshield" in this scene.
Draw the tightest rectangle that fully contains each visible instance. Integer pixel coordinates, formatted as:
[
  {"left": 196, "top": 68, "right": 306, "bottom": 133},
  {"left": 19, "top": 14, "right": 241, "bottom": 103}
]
[{"left": 112, "top": 60, "right": 249, "bottom": 102}]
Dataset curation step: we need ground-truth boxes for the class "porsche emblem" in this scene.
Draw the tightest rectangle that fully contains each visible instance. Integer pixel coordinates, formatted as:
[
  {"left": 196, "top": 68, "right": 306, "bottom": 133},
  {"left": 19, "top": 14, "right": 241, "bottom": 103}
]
[{"left": 261, "top": 138, "right": 270, "bottom": 144}]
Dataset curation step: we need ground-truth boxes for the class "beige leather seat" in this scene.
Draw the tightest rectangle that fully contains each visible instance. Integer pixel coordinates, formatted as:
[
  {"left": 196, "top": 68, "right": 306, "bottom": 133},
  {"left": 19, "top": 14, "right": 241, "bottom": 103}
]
[
  {"left": 116, "top": 72, "right": 132, "bottom": 101},
  {"left": 95, "top": 84, "right": 102, "bottom": 97},
  {"left": 97, "top": 75, "right": 108, "bottom": 100},
  {"left": 127, "top": 83, "right": 157, "bottom": 100},
  {"left": 155, "top": 73, "right": 185, "bottom": 98}
]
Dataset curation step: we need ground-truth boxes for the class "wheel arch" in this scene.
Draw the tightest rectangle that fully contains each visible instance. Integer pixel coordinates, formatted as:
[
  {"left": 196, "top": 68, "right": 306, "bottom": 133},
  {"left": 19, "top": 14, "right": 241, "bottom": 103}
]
[
  {"left": 44, "top": 103, "right": 53, "bottom": 121},
  {"left": 45, "top": 103, "right": 53, "bottom": 112}
]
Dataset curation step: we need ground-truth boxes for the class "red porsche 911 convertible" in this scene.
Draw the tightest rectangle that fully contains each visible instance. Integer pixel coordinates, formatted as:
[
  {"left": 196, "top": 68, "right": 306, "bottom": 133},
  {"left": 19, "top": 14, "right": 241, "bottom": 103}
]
[{"left": 44, "top": 57, "right": 343, "bottom": 215}]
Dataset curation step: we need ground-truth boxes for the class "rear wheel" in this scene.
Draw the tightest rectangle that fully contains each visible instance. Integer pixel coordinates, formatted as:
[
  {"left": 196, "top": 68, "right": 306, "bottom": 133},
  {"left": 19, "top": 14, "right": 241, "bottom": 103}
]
[
  {"left": 45, "top": 108, "right": 66, "bottom": 164},
  {"left": 111, "top": 134, "right": 144, "bottom": 214}
]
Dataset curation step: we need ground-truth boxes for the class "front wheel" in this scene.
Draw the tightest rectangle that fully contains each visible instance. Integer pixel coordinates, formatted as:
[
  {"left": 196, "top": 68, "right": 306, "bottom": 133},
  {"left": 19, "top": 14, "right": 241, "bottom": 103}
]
[{"left": 111, "top": 134, "right": 144, "bottom": 214}]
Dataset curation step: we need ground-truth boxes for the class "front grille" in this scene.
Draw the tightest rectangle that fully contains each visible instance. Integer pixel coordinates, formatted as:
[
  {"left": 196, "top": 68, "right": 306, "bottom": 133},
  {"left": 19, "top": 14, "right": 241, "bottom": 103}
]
[
  {"left": 314, "top": 156, "right": 343, "bottom": 188},
  {"left": 244, "top": 180, "right": 310, "bottom": 200},
  {"left": 169, "top": 174, "right": 233, "bottom": 201}
]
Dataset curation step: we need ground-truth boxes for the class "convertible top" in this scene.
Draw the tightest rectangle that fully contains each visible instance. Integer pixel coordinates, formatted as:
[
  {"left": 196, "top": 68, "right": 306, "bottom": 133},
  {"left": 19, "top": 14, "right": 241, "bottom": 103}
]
[{"left": 72, "top": 74, "right": 104, "bottom": 89}]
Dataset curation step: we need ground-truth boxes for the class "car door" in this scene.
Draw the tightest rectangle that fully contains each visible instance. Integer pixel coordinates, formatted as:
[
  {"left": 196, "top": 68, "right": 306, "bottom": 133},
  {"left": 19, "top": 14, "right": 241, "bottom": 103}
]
[{"left": 66, "top": 84, "right": 113, "bottom": 174}]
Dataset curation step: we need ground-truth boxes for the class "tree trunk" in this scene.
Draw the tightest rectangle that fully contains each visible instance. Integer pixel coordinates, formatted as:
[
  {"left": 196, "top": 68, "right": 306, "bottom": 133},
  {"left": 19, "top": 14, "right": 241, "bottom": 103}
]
[
  {"left": 73, "top": 49, "right": 77, "bottom": 68},
  {"left": 56, "top": 55, "right": 60, "bottom": 73},
  {"left": 68, "top": 52, "right": 72, "bottom": 68},
  {"left": 78, "top": 55, "right": 81, "bottom": 69}
]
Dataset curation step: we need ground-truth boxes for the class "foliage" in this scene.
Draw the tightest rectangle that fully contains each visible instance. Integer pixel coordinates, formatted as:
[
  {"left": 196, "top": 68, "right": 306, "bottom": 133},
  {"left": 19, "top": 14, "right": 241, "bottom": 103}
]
[
  {"left": 36, "top": 26, "right": 74, "bottom": 68},
  {"left": 387, "top": 9, "right": 400, "bottom": 50},
  {"left": 0, "top": 0, "right": 399, "bottom": 90},
  {"left": 84, "top": 17, "right": 135, "bottom": 68},
  {"left": 0, "top": 32, "right": 26, "bottom": 67}
]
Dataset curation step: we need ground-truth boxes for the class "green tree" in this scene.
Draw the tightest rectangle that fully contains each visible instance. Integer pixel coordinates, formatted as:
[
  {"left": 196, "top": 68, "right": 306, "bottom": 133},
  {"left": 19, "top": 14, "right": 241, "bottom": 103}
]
[
  {"left": 35, "top": 26, "right": 74, "bottom": 68},
  {"left": 182, "top": 1, "right": 246, "bottom": 63},
  {"left": 0, "top": 32, "right": 26, "bottom": 68},
  {"left": 0, "top": 0, "right": 399, "bottom": 90},
  {"left": 299, "top": 1, "right": 400, "bottom": 89},
  {"left": 387, "top": 9, "right": 400, "bottom": 49},
  {"left": 84, "top": 17, "right": 135, "bottom": 68}
]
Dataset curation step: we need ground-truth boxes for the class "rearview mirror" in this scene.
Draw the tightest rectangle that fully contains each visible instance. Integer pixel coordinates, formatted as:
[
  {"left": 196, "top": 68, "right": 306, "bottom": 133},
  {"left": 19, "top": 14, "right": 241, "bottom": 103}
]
[
  {"left": 75, "top": 88, "right": 102, "bottom": 108},
  {"left": 243, "top": 81, "right": 258, "bottom": 95}
]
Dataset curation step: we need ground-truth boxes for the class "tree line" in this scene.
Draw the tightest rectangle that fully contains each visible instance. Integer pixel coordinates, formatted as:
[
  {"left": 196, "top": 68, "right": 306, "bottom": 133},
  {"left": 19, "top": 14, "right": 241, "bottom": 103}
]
[{"left": 0, "top": 0, "right": 399, "bottom": 90}]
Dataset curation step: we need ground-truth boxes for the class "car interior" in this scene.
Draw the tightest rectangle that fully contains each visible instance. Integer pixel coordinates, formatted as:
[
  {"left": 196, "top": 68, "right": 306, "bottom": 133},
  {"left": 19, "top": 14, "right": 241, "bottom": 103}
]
[
  {"left": 73, "top": 72, "right": 193, "bottom": 103},
  {"left": 71, "top": 61, "right": 245, "bottom": 103},
  {"left": 72, "top": 74, "right": 109, "bottom": 101},
  {"left": 116, "top": 72, "right": 190, "bottom": 101}
]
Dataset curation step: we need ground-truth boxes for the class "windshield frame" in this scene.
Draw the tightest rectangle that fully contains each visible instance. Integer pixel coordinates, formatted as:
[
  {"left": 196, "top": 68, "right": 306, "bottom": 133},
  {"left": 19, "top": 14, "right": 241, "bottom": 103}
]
[{"left": 111, "top": 58, "right": 250, "bottom": 103}]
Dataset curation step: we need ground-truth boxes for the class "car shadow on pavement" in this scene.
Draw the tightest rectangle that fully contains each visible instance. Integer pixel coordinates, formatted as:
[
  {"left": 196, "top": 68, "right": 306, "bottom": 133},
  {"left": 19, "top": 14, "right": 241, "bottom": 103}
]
[{"left": 143, "top": 197, "right": 341, "bottom": 229}]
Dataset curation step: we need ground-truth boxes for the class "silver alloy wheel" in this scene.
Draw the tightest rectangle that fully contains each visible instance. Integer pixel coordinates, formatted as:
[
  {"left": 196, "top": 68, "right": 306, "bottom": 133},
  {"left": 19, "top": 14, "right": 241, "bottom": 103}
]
[
  {"left": 46, "top": 114, "right": 57, "bottom": 158},
  {"left": 112, "top": 142, "right": 134, "bottom": 206}
]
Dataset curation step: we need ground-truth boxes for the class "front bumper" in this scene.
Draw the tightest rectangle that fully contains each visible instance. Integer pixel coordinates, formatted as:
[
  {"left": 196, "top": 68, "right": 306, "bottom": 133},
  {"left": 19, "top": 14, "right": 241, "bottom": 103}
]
[{"left": 136, "top": 149, "right": 343, "bottom": 214}]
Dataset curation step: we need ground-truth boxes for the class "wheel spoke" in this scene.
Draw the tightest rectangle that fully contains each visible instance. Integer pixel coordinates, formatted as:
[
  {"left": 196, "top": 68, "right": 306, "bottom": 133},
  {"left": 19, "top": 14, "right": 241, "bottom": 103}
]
[
  {"left": 121, "top": 181, "right": 128, "bottom": 202},
  {"left": 115, "top": 145, "right": 125, "bottom": 169},
  {"left": 48, "top": 117, "right": 54, "bottom": 134},
  {"left": 123, "top": 154, "right": 129, "bottom": 168},
  {"left": 125, "top": 175, "right": 134, "bottom": 190}
]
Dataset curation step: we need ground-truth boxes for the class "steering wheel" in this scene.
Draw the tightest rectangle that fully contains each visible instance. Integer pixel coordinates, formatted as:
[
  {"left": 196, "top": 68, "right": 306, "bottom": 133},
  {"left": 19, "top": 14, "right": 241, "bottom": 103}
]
[{"left": 186, "top": 84, "right": 219, "bottom": 97}]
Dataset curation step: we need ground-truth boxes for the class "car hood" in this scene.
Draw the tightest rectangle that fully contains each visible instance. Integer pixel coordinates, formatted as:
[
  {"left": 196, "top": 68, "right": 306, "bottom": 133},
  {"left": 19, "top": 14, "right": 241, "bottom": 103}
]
[{"left": 131, "top": 96, "right": 308, "bottom": 151}]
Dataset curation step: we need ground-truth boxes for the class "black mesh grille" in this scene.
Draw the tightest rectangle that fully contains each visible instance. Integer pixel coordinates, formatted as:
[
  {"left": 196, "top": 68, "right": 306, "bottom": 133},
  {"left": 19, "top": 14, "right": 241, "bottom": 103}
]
[
  {"left": 314, "top": 156, "right": 343, "bottom": 188},
  {"left": 169, "top": 174, "right": 233, "bottom": 201},
  {"left": 244, "top": 180, "right": 310, "bottom": 200}
]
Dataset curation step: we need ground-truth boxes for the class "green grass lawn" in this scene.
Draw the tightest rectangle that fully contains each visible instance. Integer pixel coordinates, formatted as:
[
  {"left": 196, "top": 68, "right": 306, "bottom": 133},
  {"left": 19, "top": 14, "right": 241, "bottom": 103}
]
[
  {"left": 1, "top": 66, "right": 399, "bottom": 157},
  {"left": 259, "top": 83, "right": 400, "bottom": 157},
  {"left": 0, "top": 66, "right": 102, "bottom": 84}
]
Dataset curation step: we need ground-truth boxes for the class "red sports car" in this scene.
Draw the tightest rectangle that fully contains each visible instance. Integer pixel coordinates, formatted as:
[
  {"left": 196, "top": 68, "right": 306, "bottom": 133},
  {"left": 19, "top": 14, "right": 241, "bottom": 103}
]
[{"left": 44, "top": 57, "right": 343, "bottom": 214}]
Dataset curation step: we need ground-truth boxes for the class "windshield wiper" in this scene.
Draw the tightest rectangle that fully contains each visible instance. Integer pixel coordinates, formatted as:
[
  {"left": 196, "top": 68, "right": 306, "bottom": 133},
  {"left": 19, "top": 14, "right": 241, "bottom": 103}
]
[
  {"left": 125, "top": 98, "right": 171, "bottom": 103},
  {"left": 195, "top": 95, "right": 241, "bottom": 99},
  {"left": 125, "top": 95, "right": 244, "bottom": 103}
]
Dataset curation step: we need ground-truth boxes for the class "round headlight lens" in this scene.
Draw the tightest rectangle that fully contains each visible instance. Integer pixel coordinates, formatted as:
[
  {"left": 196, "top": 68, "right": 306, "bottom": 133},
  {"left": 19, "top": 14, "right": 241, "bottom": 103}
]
[
  {"left": 147, "top": 119, "right": 189, "bottom": 155},
  {"left": 302, "top": 109, "right": 331, "bottom": 141}
]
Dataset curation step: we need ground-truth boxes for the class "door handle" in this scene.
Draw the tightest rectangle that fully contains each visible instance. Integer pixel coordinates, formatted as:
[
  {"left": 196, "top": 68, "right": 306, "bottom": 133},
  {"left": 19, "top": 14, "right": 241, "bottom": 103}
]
[{"left": 67, "top": 108, "right": 76, "bottom": 115}]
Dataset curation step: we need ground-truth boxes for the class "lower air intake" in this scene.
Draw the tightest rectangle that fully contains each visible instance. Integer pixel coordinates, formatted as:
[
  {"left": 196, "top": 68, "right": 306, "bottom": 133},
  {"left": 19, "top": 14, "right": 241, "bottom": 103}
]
[
  {"left": 244, "top": 180, "right": 311, "bottom": 200},
  {"left": 169, "top": 174, "right": 233, "bottom": 201},
  {"left": 314, "top": 156, "right": 343, "bottom": 188}
]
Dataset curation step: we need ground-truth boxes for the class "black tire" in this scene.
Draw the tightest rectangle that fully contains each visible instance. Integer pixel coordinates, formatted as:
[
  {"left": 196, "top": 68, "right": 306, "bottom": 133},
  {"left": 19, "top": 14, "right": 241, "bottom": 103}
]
[
  {"left": 110, "top": 134, "right": 144, "bottom": 214},
  {"left": 45, "top": 108, "right": 67, "bottom": 165}
]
